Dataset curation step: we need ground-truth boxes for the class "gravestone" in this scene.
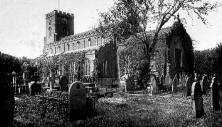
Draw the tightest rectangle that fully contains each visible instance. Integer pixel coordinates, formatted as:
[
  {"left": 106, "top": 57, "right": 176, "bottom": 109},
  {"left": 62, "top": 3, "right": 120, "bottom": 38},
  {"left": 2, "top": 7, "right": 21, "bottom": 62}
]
[
  {"left": 60, "top": 76, "right": 69, "bottom": 91},
  {"left": 200, "top": 75, "right": 207, "bottom": 95},
  {"left": 186, "top": 76, "right": 194, "bottom": 97},
  {"left": 30, "top": 82, "right": 41, "bottom": 95},
  {"left": 210, "top": 76, "right": 220, "bottom": 111},
  {"left": 191, "top": 81, "right": 204, "bottom": 118},
  {"left": 219, "top": 84, "right": 222, "bottom": 109},
  {"left": 171, "top": 74, "right": 180, "bottom": 94},
  {"left": 69, "top": 81, "right": 87, "bottom": 121},
  {"left": 150, "top": 75, "right": 158, "bottom": 95}
]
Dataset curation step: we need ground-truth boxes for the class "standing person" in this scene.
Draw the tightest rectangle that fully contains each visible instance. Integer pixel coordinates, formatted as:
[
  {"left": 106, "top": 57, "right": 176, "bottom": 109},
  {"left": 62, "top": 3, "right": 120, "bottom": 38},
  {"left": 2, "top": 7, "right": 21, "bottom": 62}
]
[
  {"left": 191, "top": 74, "right": 205, "bottom": 118},
  {"left": 210, "top": 74, "right": 220, "bottom": 111}
]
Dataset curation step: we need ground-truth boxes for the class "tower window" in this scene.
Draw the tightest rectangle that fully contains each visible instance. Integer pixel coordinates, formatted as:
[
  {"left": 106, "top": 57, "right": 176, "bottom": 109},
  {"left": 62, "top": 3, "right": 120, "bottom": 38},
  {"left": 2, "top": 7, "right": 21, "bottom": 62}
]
[
  {"left": 77, "top": 41, "right": 80, "bottom": 49},
  {"left": 49, "top": 20, "right": 52, "bottom": 25},
  {"left": 48, "top": 27, "right": 52, "bottom": 37}
]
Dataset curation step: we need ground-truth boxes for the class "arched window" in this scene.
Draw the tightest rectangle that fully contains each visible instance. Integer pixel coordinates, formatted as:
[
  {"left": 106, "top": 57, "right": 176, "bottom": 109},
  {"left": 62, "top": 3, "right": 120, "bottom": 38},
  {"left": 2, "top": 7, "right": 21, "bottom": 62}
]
[
  {"left": 95, "top": 37, "right": 98, "bottom": 46},
  {"left": 50, "top": 48, "right": 53, "bottom": 54},
  {"left": 72, "top": 43, "right": 75, "bottom": 50},
  {"left": 67, "top": 43, "right": 70, "bottom": 51},
  {"left": 58, "top": 46, "right": 61, "bottom": 53},
  {"left": 77, "top": 41, "right": 80, "bottom": 49},
  {"left": 88, "top": 38, "right": 92, "bottom": 46},
  {"left": 83, "top": 40, "right": 86, "bottom": 48},
  {"left": 48, "top": 27, "right": 52, "bottom": 37},
  {"left": 84, "top": 59, "right": 90, "bottom": 75}
]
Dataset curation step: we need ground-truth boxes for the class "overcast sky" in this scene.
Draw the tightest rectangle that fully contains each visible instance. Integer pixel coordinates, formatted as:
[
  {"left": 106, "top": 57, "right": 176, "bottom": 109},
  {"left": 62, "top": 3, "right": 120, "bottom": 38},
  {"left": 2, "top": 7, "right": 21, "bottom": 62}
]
[{"left": 0, "top": 0, "right": 222, "bottom": 58}]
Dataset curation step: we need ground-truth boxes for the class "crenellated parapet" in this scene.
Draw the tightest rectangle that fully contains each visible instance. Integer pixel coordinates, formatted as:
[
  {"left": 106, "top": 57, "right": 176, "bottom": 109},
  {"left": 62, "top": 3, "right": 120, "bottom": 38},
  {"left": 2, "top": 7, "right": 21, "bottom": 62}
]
[{"left": 46, "top": 10, "right": 74, "bottom": 19}]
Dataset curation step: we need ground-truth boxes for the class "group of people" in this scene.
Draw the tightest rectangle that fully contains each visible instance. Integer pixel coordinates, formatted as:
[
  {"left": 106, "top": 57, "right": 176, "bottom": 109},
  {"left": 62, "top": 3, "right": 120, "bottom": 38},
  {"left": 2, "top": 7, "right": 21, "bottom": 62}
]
[{"left": 190, "top": 73, "right": 221, "bottom": 118}]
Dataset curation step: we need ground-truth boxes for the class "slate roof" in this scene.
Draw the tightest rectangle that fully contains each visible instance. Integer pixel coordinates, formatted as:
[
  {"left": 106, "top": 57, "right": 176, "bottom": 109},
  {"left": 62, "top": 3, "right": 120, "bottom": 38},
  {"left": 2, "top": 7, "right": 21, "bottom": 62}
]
[{"left": 125, "top": 26, "right": 173, "bottom": 45}]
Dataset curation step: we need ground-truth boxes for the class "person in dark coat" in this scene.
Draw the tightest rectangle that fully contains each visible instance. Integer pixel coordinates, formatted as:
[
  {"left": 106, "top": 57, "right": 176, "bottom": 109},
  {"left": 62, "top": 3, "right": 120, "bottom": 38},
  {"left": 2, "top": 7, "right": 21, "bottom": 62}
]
[
  {"left": 191, "top": 74, "right": 204, "bottom": 118},
  {"left": 210, "top": 75, "right": 220, "bottom": 111}
]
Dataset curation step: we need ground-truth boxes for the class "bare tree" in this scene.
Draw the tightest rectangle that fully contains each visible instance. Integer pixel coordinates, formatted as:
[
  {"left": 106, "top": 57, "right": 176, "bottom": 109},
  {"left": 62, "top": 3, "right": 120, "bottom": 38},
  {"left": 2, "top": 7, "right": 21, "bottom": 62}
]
[{"left": 97, "top": 0, "right": 219, "bottom": 76}]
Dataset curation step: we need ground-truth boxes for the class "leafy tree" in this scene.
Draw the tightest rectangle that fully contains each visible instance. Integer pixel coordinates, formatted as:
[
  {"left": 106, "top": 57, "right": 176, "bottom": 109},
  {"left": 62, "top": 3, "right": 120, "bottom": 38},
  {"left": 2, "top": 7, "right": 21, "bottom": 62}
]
[
  {"left": 194, "top": 49, "right": 215, "bottom": 74},
  {"left": 194, "top": 42, "right": 222, "bottom": 79},
  {"left": 213, "top": 43, "right": 222, "bottom": 81},
  {"left": 97, "top": 0, "right": 219, "bottom": 80}
]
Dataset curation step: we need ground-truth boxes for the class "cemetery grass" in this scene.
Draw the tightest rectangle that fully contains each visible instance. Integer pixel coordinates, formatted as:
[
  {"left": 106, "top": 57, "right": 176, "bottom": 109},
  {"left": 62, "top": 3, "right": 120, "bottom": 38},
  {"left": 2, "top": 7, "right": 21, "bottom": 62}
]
[{"left": 13, "top": 91, "right": 222, "bottom": 127}]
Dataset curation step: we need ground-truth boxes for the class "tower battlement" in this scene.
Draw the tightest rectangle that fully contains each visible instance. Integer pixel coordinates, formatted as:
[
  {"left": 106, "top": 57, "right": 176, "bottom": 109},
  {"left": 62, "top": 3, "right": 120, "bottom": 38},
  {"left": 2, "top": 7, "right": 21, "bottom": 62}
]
[
  {"left": 45, "top": 10, "right": 74, "bottom": 45},
  {"left": 46, "top": 10, "right": 74, "bottom": 19}
]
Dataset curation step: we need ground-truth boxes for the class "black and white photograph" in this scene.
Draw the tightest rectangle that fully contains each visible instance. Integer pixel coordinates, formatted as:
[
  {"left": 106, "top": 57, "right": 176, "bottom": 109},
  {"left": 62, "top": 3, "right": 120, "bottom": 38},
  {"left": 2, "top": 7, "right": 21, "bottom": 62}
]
[{"left": 0, "top": 0, "right": 222, "bottom": 126}]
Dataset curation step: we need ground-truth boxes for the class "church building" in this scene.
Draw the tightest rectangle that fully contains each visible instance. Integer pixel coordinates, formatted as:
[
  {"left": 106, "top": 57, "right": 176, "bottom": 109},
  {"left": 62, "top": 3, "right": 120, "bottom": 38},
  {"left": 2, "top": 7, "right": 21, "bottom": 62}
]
[
  {"left": 42, "top": 10, "right": 194, "bottom": 90},
  {"left": 42, "top": 10, "right": 119, "bottom": 87}
]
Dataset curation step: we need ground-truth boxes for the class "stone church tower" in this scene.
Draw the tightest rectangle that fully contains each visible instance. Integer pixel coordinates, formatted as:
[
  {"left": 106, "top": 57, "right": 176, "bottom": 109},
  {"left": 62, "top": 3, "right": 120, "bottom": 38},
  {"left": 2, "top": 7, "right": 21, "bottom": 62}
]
[{"left": 44, "top": 10, "right": 74, "bottom": 51}]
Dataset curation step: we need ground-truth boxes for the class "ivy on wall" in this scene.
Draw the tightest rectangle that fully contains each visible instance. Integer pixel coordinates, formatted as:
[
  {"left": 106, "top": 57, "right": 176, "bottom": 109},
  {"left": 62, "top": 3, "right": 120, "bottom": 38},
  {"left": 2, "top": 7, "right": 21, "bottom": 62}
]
[{"left": 38, "top": 51, "right": 86, "bottom": 81}]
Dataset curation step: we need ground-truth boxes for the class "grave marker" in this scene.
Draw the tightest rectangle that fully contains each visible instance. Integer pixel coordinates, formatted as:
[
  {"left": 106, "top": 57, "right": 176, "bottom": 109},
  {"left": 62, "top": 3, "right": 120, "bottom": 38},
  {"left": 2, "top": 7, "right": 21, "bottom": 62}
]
[
  {"left": 150, "top": 75, "right": 158, "bottom": 95},
  {"left": 186, "top": 76, "right": 194, "bottom": 97},
  {"left": 60, "top": 76, "right": 69, "bottom": 91},
  {"left": 191, "top": 80, "right": 204, "bottom": 118},
  {"left": 200, "top": 75, "right": 207, "bottom": 94},
  {"left": 69, "top": 81, "right": 87, "bottom": 121},
  {"left": 210, "top": 76, "right": 220, "bottom": 111}
]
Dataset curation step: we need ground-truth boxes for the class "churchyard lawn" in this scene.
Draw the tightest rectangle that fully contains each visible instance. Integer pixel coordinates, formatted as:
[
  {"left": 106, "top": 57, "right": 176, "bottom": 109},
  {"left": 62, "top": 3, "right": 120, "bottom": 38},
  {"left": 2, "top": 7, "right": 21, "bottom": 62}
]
[{"left": 13, "top": 91, "right": 222, "bottom": 127}]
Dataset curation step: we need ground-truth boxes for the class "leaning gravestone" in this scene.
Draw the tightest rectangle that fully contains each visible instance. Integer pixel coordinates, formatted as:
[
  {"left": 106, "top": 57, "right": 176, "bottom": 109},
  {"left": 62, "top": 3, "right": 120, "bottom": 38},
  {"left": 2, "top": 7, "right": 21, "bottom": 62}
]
[{"left": 69, "top": 82, "right": 87, "bottom": 121}]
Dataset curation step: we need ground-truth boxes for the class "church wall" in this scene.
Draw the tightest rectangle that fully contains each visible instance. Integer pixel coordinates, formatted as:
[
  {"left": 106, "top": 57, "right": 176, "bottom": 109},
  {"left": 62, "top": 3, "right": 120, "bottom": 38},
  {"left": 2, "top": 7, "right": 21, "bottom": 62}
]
[{"left": 95, "top": 42, "right": 118, "bottom": 86}]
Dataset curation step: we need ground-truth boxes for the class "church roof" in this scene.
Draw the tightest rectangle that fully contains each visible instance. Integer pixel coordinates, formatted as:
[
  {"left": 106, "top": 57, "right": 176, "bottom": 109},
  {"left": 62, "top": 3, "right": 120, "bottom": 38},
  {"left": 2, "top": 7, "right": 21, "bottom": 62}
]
[
  {"left": 125, "top": 26, "right": 173, "bottom": 45},
  {"left": 125, "top": 21, "right": 186, "bottom": 45},
  {"left": 59, "top": 29, "right": 98, "bottom": 43}
]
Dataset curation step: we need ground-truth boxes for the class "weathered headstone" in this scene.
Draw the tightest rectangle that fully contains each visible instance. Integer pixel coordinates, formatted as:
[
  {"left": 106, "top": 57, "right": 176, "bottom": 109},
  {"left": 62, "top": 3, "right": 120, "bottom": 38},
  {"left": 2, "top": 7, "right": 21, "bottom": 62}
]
[
  {"left": 200, "top": 75, "right": 207, "bottom": 95},
  {"left": 219, "top": 84, "right": 222, "bottom": 109},
  {"left": 210, "top": 76, "right": 220, "bottom": 111},
  {"left": 171, "top": 75, "right": 178, "bottom": 94},
  {"left": 30, "top": 82, "right": 41, "bottom": 95},
  {"left": 69, "top": 82, "right": 87, "bottom": 121},
  {"left": 186, "top": 76, "right": 194, "bottom": 97},
  {"left": 150, "top": 75, "right": 158, "bottom": 95},
  {"left": 191, "top": 80, "right": 204, "bottom": 118},
  {"left": 60, "top": 76, "right": 69, "bottom": 91}
]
